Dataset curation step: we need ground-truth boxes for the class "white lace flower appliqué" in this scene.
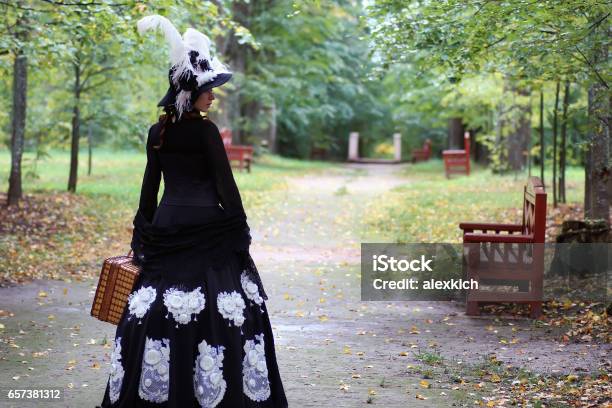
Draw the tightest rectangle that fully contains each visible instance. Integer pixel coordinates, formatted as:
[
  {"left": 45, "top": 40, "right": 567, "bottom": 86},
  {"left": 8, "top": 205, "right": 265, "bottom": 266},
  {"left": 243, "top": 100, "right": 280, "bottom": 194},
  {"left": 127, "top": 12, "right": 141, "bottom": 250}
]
[
  {"left": 127, "top": 286, "right": 157, "bottom": 324},
  {"left": 193, "top": 340, "right": 226, "bottom": 408},
  {"left": 163, "top": 286, "right": 206, "bottom": 328},
  {"left": 139, "top": 337, "right": 171, "bottom": 403},
  {"left": 216, "top": 291, "right": 246, "bottom": 327},
  {"left": 240, "top": 272, "right": 264, "bottom": 308},
  {"left": 109, "top": 337, "right": 125, "bottom": 404},
  {"left": 242, "top": 334, "right": 271, "bottom": 402}
]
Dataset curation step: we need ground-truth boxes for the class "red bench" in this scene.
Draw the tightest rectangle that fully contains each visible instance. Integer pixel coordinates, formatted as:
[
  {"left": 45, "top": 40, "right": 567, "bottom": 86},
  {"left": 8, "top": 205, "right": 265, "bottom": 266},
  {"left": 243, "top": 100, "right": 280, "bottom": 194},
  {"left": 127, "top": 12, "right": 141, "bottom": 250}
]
[
  {"left": 220, "top": 128, "right": 253, "bottom": 173},
  {"left": 310, "top": 146, "right": 328, "bottom": 160},
  {"left": 459, "top": 177, "right": 547, "bottom": 318},
  {"left": 442, "top": 132, "right": 470, "bottom": 178},
  {"left": 411, "top": 139, "right": 432, "bottom": 163}
]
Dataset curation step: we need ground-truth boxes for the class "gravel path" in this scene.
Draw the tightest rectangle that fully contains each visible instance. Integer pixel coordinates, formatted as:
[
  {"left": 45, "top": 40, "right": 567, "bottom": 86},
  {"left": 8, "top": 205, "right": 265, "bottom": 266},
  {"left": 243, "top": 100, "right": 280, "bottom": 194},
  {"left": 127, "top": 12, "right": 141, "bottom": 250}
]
[{"left": 0, "top": 163, "right": 609, "bottom": 407}]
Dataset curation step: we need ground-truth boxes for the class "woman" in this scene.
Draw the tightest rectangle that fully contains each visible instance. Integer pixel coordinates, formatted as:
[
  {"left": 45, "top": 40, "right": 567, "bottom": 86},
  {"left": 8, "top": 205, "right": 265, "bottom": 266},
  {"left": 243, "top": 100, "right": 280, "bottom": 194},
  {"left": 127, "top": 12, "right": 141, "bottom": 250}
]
[{"left": 98, "top": 15, "right": 288, "bottom": 408}]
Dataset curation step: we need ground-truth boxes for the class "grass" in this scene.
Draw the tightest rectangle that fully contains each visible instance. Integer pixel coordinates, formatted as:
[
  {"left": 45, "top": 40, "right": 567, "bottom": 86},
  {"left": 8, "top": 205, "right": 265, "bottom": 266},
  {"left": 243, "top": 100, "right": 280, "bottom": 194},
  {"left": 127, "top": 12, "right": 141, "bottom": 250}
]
[
  {"left": 0, "top": 148, "right": 338, "bottom": 284},
  {"left": 362, "top": 159, "right": 585, "bottom": 243},
  {"left": 0, "top": 148, "right": 339, "bottom": 218},
  {"left": 414, "top": 350, "right": 444, "bottom": 366},
  {"left": 0, "top": 148, "right": 334, "bottom": 201}
]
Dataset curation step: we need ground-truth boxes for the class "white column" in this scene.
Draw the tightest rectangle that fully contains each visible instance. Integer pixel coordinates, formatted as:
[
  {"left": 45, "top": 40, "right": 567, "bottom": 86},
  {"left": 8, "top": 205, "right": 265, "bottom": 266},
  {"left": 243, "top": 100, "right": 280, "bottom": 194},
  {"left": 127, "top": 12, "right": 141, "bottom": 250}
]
[
  {"left": 393, "top": 133, "right": 402, "bottom": 161},
  {"left": 348, "top": 132, "right": 359, "bottom": 161}
]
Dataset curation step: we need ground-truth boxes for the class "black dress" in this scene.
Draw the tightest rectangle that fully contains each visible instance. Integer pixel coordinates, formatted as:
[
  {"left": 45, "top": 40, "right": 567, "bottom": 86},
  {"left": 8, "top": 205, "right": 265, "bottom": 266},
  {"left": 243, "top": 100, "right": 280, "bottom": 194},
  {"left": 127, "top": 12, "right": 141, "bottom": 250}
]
[{"left": 98, "top": 113, "right": 288, "bottom": 407}]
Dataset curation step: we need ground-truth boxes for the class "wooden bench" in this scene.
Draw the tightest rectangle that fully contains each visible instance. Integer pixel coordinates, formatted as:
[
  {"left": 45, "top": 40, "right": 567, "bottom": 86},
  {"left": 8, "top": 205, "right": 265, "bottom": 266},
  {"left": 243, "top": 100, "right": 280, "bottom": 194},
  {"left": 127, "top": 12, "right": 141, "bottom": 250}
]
[
  {"left": 411, "top": 139, "right": 432, "bottom": 163},
  {"left": 220, "top": 128, "right": 253, "bottom": 173},
  {"left": 459, "top": 177, "right": 547, "bottom": 318},
  {"left": 310, "top": 146, "right": 328, "bottom": 160},
  {"left": 442, "top": 132, "right": 470, "bottom": 178}
]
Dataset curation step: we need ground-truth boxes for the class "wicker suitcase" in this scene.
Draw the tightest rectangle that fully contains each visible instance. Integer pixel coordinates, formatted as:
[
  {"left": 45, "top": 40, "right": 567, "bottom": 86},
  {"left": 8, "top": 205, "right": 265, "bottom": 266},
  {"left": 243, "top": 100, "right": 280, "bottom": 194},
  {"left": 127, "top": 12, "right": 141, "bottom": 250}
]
[{"left": 90, "top": 250, "right": 141, "bottom": 325}]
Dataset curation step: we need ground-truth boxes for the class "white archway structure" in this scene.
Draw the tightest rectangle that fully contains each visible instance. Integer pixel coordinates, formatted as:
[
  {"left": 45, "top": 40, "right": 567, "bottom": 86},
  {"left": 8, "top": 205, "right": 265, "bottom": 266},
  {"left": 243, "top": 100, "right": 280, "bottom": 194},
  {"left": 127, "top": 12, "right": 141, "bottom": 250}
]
[{"left": 347, "top": 132, "right": 402, "bottom": 163}]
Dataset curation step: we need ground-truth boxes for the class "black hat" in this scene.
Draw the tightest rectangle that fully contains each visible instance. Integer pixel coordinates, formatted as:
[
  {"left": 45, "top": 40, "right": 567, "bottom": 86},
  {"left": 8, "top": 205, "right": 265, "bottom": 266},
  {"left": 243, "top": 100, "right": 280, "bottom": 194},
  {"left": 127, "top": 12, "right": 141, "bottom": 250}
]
[
  {"left": 137, "top": 15, "right": 233, "bottom": 118},
  {"left": 156, "top": 70, "right": 232, "bottom": 108}
]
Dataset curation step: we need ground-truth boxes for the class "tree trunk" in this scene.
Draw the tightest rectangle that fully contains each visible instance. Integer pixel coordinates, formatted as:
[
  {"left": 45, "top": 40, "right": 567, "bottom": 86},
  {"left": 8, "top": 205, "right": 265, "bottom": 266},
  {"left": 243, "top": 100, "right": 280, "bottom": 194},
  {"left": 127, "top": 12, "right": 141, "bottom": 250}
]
[
  {"left": 584, "top": 14, "right": 610, "bottom": 224},
  {"left": 585, "top": 81, "right": 610, "bottom": 223},
  {"left": 552, "top": 81, "right": 560, "bottom": 207},
  {"left": 559, "top": 81, "right": 570, "bottom": 203},
  {"left": 507, "top": 86, "right": 531, "bottom": 171},
  {"left": 7, "top": 49, "right": 28, "bottom": 206},
  {"left": 87, "top": 121, "right": 92, "bottom": 176},
  {"left": 585, "top": 145, "right": 592, "bottom": 217},
  {"left": 268, "top": 101, "right": 277, "bottom": 154},
  {"left": 493, "top": 101, "right": 506, "bottom": 174},
  {"left": 213, "top": 0, "right": 250, "bottom": 143},
  {"left": 527, "top": 120, "right": 532, "bottom": 176},
  {"left": 68, "top": 60, "right": 81, "bottom": 193},
  {"left": 539, "top": 90, "right": 545, "bottom": 187},
  {"left": 448, "top": 117, "right": 464, "bottom": 149}
]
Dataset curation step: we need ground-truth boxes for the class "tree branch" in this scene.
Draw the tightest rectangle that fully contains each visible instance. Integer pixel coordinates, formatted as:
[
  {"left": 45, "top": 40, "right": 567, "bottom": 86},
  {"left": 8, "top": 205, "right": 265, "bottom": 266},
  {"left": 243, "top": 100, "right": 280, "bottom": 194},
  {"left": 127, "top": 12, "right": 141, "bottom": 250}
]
[
  {"left": 574, "top": 46, "right": 609, "bottom": 89},
  {"left": 587, "top": 12, "right": 610, "bottom": 31},
  {"left": 38, "top": 0, "right": 129, "bottom": 6},
  {"left": 0, "top": 0, "right": 43, "bottom": 11},
  {"left": 80, "top": 79, "right": 107, "bottom": 93},
  {"left": 485, "top": 35, "right": 507, "bottom": 49},
  {"left": 80, "top": 65, "right": 117, "bottom": 89}
]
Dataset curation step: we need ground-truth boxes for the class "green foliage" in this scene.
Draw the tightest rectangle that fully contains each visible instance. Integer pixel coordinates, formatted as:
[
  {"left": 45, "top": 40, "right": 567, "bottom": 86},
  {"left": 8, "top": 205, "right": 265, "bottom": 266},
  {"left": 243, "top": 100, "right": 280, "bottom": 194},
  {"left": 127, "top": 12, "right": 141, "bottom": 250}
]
[
  {"left": 0, "top": 0, "right": 605, "bottom": 173},
  {"left": 368, "top": 0, "right": 610, "bottom": 86},
  {"left": 244, "top": 1, "right": 392, "bottom": 159},
  {"left": 0, "top": 1, "right": 401, "bottom": 162},
  {"left": 366, "top": 0, "right": 605, "bottom": 170},
  {"left": 0, "top": 0, "right": 256, "bottom": 154}
]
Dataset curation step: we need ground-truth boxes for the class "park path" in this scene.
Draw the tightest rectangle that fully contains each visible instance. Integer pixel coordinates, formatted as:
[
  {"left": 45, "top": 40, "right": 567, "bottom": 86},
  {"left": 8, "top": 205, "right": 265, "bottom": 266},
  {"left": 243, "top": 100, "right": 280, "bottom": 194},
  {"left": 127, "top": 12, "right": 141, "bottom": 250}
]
[{"left": 0, "top": 163, "right": 610, "bottom": 407}]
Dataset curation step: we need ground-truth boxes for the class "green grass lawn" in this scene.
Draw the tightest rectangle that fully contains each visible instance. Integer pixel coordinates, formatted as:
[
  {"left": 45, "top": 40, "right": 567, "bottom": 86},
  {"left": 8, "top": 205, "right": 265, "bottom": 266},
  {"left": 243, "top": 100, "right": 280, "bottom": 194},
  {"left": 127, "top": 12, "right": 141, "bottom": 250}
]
[
  {"left": 363, "top": 159, "right": 585, "bottom": 243},
  {"left": 0, "top": 148, "right": 337, "bottom": 284},
  {"left": 0, "top": 148, "right": 333, "bottom": 204}
]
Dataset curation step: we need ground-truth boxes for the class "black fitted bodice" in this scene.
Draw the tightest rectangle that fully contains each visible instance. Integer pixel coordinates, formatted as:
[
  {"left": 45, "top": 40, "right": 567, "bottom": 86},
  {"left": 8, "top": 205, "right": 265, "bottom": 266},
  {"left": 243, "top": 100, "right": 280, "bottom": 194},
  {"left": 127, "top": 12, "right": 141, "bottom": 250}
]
[
  {"left": 158, "top": 152, "right": 220, "bottom": 206},
  {"left": 136, "top": 115, "right": 246, "bottom": 223}
]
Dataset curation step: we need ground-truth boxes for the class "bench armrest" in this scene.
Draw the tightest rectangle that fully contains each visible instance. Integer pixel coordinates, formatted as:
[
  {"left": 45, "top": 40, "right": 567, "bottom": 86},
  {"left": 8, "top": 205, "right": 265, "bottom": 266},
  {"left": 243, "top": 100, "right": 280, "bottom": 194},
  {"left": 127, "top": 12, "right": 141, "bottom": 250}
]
[
  {"left": 463, "top": 232, "right": 534, "bottom": 243},
  {"left": 459, "top": 222, "right": 523, "bottom": 233}
]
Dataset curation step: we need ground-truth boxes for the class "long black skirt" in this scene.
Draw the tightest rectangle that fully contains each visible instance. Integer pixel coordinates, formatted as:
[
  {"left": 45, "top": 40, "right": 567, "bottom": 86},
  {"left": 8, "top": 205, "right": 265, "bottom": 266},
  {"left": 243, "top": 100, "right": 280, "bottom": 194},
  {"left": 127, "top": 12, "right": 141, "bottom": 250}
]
[{"left": 98, "top": 204, "right": 288, "bottom": 407}]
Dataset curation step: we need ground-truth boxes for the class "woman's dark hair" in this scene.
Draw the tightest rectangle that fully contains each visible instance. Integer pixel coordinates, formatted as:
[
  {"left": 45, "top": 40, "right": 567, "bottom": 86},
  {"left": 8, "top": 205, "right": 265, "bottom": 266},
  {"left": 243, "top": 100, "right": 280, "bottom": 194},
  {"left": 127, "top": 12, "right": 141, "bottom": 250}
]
[{"left": 153, "top": 105, "right": 176, "bottom": 150}]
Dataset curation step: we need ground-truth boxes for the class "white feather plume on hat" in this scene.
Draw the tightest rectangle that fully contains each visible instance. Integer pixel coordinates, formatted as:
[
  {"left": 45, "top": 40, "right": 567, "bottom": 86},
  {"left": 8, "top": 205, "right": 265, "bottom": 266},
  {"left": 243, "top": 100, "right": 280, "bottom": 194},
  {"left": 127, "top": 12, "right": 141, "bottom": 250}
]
[
  {"left": 136, "top": 15, "right": 185, "bottom": 66},
  {"left": 137, "top": 15, "right": 232, "bottom": 118}
]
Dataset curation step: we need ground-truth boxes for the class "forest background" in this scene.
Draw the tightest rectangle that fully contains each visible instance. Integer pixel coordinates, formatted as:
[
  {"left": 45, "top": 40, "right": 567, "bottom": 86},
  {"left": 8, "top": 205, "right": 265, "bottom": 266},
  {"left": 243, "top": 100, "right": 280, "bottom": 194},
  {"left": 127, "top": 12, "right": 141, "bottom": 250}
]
[{"left": 0, "top": 0, "right": 610, "bottom": 222}]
